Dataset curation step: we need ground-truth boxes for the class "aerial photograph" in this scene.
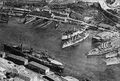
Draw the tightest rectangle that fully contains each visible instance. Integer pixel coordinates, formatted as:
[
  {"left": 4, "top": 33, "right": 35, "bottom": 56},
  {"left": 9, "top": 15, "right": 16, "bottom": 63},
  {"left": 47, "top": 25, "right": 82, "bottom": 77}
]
[{"left": 0, "top": 0, "right": 120, "bottom": 81}]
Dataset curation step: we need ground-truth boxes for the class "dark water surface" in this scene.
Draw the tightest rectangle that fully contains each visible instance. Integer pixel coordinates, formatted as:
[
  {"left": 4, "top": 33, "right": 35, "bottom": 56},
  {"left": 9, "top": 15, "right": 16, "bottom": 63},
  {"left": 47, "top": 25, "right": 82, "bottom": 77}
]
[{"left": 0, "top": 20, "right": 112, "bottom": 81}]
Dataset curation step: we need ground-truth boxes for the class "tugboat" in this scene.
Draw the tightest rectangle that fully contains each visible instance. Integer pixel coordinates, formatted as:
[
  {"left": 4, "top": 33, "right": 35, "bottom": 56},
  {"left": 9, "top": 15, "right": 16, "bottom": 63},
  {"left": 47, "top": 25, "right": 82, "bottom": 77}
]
[
  {"left": 62, "top": 26, "right": 88, "bottom": 40},
  {"left": 3, "top": 43, "right": 64, "bottom": 73},
  {"left": 88, "top": 40, "right": 120, "bottom": 56},
  {"left": 62, "top": 31, "right": 89, "bottom": 48},
  {"left": 92, "top": 31, "right": 119, "bottom": 42}
]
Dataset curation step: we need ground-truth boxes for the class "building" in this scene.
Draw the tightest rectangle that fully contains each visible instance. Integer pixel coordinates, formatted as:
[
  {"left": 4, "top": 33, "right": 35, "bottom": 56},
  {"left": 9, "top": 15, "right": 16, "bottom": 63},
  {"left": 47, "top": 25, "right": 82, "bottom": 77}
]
[
  {"left": 25, "top": 61, "right": 50, "bottom": 75},
  {"left": 3, "top": 44, "right": 26, "bottom": 57},
  {"left": 6, "top": 54, "right": 28, "bottom": 65}
]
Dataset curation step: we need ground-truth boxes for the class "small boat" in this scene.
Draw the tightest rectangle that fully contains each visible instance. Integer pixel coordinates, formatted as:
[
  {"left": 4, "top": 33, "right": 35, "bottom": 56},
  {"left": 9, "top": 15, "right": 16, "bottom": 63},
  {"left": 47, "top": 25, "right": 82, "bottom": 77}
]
[
  {"left": 104, "top": 57, "right": 120, "bottom": 65},
  {"left": 35, "top": 20, "right": 52, "bottom": 29},
  {"left": 32, "top": 19, "right": 49, "bottom": 27},
  {"left": 40, "top": 21, "right": 53, "bottom": 28},
  {"left": 24, "top": 16, "right": 37, "bottom": 24},
  {"left": 92, "top": 31, "right": 119, "bottom": 42},
  {"left": 62, "top": 26, "right": 88, "bottom": 40},
  {"left": 62, "top": 31, "right": 89, "bottom": 48},
  {"left": 88, "top": 41, "right": 120, "bottom": 56}
]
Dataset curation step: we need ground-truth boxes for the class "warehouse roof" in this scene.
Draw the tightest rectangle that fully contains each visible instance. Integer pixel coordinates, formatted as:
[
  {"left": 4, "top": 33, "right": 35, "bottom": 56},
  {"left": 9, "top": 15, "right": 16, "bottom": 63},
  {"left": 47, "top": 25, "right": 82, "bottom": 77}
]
[{"left": 29, "top": 61, "right": 49, "bottom": 70}]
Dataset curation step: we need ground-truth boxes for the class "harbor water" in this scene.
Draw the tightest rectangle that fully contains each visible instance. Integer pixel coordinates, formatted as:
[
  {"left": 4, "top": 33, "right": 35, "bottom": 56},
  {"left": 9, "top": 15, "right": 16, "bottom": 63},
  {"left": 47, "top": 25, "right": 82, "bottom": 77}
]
[{"left": 0, "top": 19, "right": 107, "bottom": 81}]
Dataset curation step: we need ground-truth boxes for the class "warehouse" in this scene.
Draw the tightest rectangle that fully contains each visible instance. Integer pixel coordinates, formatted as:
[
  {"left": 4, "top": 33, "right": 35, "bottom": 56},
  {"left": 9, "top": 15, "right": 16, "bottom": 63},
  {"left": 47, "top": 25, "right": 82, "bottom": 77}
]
[
  {"left": 5, "top": 54, "right": 28, "bottom": 65},
  {"left": 25, "top": 61, "right": 50, "bottom": 75}
]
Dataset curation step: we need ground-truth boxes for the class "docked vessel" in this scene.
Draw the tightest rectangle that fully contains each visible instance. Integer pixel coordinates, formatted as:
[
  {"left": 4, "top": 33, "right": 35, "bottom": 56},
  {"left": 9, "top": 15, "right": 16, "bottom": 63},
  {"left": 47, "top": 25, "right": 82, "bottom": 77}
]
[
  {"left": 3, "top": 43, "right": 64, "bottom": 73},
  {"left": 88, "top": 39, "right": 120, "bottom": 56},
  {"left": 62, "top": 31, "right": 89, "bottom": 48},
  {"left": 92, "top": 31, "right": 119, "bottom": 42},
  {"left": 29, "top": 50, "right": 64, "bottom": 73},
  {"left": 105, "top": 50, "right": 118, "bottom": 58},
  {"left": 62, "top": 26, "right": 88, "bottom": 40},
  {"left": 24, "top": 16, "right": 37, "bottom": 24},
  {"left": 104, "top": 56, "right": 120, "bottom": 65},
  {"left": 35, "top": 20, "right": 52, "bottom": 29}
]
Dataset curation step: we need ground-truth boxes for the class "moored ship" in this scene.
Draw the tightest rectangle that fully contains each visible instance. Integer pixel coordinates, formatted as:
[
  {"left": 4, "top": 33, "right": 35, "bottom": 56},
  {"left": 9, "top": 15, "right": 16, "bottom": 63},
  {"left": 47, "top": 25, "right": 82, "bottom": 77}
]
[
  {"left": 62, "top": 26, "right": 88, "bottom": 40},
  {"left": 62, "top": 31, "right": 89, "bottom": 48},
  {"left": 105, "top": 50, "right": 118, "bottom": 58},
  {"left": 88, "top": 39, "right": 120, "bottom": 56},
  {"left": 92, "top": 30, "right": 120, "bottom": 42},
  {"left": 104, "top": 56, "right": 120, "bottom": 65},
  {"left": 3, "top": 43, "right": 64, "bottom": 73}
]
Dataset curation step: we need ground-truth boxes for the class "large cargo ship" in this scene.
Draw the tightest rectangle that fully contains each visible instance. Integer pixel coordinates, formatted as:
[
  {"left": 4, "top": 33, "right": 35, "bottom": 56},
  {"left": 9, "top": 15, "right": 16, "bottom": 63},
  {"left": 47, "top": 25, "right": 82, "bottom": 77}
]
[
  {"left": 62, "top": 31, "right": 89, "bottom": 48},
  {"left": 62, "top": 26, "right": 88, "bottom": 40}
]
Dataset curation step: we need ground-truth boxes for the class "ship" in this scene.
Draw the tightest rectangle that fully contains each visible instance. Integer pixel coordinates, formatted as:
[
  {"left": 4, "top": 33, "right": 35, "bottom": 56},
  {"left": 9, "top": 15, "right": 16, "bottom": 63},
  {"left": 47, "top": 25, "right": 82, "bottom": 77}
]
[
  {"left": 62, "top": 25, "right": 88, "bottom": 40},
  {"left": 3, "top": 43, "right": 64, "bottom": 73},
  {"left": 88, "top": 39, "right": 120, "bottom": 56},
  {"left": 104, "top": 56, "right": 120, "bottom": 65},
  {"left": 105, "top": 50, "right": 118, "bottom": 58},
  {"left": 24, "top": 16, "right": 37, "bottom": 24},
  {"left": 92, "top": 31, "right": 119, "bottom": 42},
  {"left": 62, "top": 31, "right": 89, "bottom": 48},
  {"left": 29, "top": 50, "right": 64, "bottom": 73}
]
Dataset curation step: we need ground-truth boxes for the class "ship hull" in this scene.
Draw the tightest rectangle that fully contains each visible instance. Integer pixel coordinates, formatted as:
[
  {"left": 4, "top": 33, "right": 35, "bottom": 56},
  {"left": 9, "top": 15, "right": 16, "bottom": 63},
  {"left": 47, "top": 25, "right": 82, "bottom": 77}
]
[
  {"left": 62, "top": 26, "right": 88, "bottom": 40},
  {"left": 62, "top": 33, "right": 89, "bottom": 48},
  {"left": 62, "top": 29, "right": 86, "bottom": 40},
  {"left": 104, "top": 57, "right": 120, "bottom": 65}
]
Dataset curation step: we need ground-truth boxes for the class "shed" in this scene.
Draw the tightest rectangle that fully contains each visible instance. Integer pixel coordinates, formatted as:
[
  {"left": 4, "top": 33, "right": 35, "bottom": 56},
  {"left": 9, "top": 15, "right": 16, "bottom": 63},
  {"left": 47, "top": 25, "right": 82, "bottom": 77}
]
[{"left": 26, "top": 61, "right": 50, "bottom": 75}]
